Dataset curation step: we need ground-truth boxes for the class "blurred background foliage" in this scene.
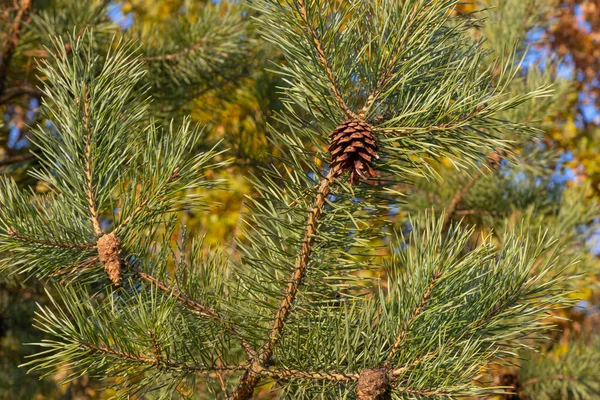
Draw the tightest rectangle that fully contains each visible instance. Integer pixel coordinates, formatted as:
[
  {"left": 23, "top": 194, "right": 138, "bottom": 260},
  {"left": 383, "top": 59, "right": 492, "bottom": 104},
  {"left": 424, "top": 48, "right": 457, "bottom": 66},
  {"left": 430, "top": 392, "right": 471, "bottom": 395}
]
[{"left": 1, "top": 0, "right": 600, "bottom": 399}]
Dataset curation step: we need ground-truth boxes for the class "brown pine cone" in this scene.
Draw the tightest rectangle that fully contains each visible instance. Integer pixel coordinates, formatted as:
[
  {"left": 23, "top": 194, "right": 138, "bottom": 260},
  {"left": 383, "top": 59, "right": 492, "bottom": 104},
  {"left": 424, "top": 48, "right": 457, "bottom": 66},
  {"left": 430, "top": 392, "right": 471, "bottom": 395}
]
[{"left": 328, "top": 118, "right": 378, "bottom": 184}]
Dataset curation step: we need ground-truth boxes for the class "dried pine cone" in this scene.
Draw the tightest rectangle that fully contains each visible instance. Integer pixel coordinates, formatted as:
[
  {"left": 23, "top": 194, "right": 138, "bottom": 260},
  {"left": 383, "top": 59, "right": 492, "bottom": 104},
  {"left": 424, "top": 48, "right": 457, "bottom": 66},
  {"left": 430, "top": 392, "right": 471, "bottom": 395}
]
[
  {"left": 97, "top": 233, "right": 122, "bottom": 286},
  {"left": 328, "top": 118, "right": 378, "bottom": 184},
  {"left": 356, "top": 369, "right": 389, "bottom": 400}
]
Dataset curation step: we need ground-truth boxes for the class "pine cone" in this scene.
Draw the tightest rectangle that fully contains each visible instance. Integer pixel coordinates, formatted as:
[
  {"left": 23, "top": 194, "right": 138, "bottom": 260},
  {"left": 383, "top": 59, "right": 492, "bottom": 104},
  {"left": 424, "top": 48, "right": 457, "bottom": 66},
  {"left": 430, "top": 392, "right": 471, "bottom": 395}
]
[
  {"left": 98, "top": 233, "right": 122, "bottom": 287},
  {"left": 356, "top": 369, "right": 389, "bottom": 400},
  {"left": 328, "top": 118, "right": 378, "bottom": 184}
]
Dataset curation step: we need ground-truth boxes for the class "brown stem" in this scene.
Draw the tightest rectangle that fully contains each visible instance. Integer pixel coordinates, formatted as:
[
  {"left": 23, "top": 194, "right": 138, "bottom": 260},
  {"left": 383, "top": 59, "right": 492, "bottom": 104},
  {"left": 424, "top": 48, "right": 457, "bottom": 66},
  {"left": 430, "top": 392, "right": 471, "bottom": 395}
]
[
  {"left": 379, "top": 103, "right": 488, "bottom": 136},
  {"left": 230, "top": 171, "right": 335, "bottom": 400},
  {"left": 384, "top": 271, "right": 441, "bottom": 369},
  {"left": 7, "top": 228, "right": 96, "bottom": 250},
  {"left": 140, "top": 42, "right": 205, "bottom": 62},
  {"left": 82, "top": 86, "right": 102, "bottom": 236},
  {"left": 261, "top": 368, "right": 358, "bottom": 383},
  {"left": 0, "top": 153, "right": 35, "bottom": 167},
  {"left": 295, "top": 0, "right": 356, "bottom": 119},
  {"left": 453, "top": 209, "right": 506, "bottom": 216},
  {"left": 0, "top": 85, "right": 42, "bottom": 105},
  {"left": 0, "top": 0, "right": 32, "bottom": 98},
  {"left": 521, "top": 374, "right": 579, "bottom": 387},
  {"left": 443, "top": 171, "right": 482, "bottom": 229},
  {"left": 80, "top": 341, "right": 244, "bottom": 373},
  {"left": 359, "top": 4, "right": 419, "bottom": 118},
  {"left": 112, "top": 167, "right": 180, "bottom": 235},
  {"left": 130, "top": 266, "right": 256, "bottom": 360}
]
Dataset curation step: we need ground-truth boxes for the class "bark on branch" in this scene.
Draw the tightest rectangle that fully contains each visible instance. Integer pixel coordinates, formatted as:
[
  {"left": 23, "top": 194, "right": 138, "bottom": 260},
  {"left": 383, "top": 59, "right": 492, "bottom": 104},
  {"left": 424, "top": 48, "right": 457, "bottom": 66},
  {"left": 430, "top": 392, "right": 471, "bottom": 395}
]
[
  {"left": 230, "top": 171, "right": 335, "bottom": 400},
  {"left": 0, "top": 0, "right": 32, "bottom": 98},
  {"left": 295, "top": 0, "right": 356, "bottom": 119}
]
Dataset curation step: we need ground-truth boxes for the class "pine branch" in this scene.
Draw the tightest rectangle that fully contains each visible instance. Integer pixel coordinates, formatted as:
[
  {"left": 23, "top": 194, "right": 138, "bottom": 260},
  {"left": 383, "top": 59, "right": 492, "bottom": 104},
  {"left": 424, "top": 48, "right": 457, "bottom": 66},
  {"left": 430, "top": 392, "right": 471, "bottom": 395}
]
[
  {"left": 140, "top": 41, "right": 207, "bottom": 62},
  {"left": 521, "top": 374, "right": 580, "bottom": 386},
  {"left": 295, "top": 0, "right": 356, "bottom": 119},
  {"left": 266, "top": 172, "right": 335, "bottom": 352},
  {"left": 0, "top": 85, "right": 42, "bottom": 105},
  {"left": 82, "top": 86, "right": 102, "bottom": 237},
  {"left": 49, "top": 257, "right": 99, "bottom": 282},
  {"left": 359, "top": 4, "right": 419, "bottom": 118},
  {"left": 113, "top": 167, "right": 180, "bottom": 235},
  {"left": 392, "top": 386, "right": 456, "bottom": 397},
  {"left": 261, "top": 368, "right": 358, "bottom": 383},
  {"left": 231, "top": 171, "right": 335, "bottom": 400},
  {"left": 0, "top": 153, "right": 35, "bottom": 167},
  {"left": 7, "top": 228, "right": 96, "bottom": 250},
  {"left": 129, "top": 265, "right": 257, "bottom": 360},
  {"left": 379, "top": 103, "right": 489, "bottom": 135},
  {"left": 79, "top": 341, "right": 244, "bottom": 373},
  {"left": 384, "top": 270, "right": 442, "bottom": 369},
  {"left": 443, "top": 148, "right": 507, "bottom": 227},
  {"left": 443, "top": 171, "right": 483, "bottom": 229},
  {"left": 0, "top": 0, "right": 32, "bottom": 98}
]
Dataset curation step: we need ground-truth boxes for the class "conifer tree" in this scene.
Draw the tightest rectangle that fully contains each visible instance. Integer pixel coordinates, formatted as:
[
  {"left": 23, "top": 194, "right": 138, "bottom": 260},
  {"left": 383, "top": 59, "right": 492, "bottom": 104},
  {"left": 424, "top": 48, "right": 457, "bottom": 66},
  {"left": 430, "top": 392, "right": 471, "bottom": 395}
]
[{"left": 0, "top": 0, "right": 598, "bottom": 399}]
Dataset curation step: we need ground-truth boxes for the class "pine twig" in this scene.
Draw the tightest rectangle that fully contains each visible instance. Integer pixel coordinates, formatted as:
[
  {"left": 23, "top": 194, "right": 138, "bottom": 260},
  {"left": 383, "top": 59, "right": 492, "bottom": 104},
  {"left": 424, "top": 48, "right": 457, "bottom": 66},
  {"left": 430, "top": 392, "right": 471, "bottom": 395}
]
[
  {"left": 0, "top": 85, "right": 42, "bottom": 105},
  {"left": 231, "top": 171, "right": 336, "bottom": 400},
  {"left": 82, "top": 86, "right": 102, "bottom": 237},
  {"left": 379, "top": 103, "right": 489, "bottom": 136},
  {"left": 130, "top": 265, "right": 256, "bottom": 360},
  {"left": 0, "top": 0, "right": 32, "bottom": 98},
  {"left": 443, "top": 171, "right": 483, "bottom": 229},
  {"left": 384, "top": 270, "right": 441, "bottom": 369},
  {"left": 0, "top": 153, "right": 35, "bottom": 167},
  {"left": 520, "top": 374, "right": 579, "bottom": 387},
  {"left": 140, "top": 41, "right": 207, "bottom": 62},
  {"left": 359, "top": 4, "right": 419, "bottom": 118},
  {"left": 80, "top": 341, "right": 244, "bottom": 373},
  {"left": 295, "top": 0, "right": 356, "bottom": 119},
  {"left": 7, "top": 228, "right": 96, "bottom": 250},
  {"left": 261, "top": 368, "right": 358, "bottom": 383},
  {"left": 113, "top": 167, "right": 180, "bottom": 235},
  {"left": 443, "top": 147, "right": 506, "bottom": 228}
]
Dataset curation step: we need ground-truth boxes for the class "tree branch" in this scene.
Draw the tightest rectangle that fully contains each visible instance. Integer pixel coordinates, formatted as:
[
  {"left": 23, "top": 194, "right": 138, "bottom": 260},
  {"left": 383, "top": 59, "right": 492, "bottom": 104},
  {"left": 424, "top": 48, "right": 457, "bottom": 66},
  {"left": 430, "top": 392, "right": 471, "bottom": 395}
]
[
  {"left": 443, "top": 171, "right": 483, "bottom": 229},
  {"left": 140, "top": 42, "right": 206, "bottom": 62},
  {"left": 7, "top": 228, "right": 96, "bottom": 250},
  {"left": 0, "top": 0, "right": 32, "bottom": 98},
  {"left": 0, "top": 153, "right": 35, "bottom": 167},
  {"left": 82, "top": 86, "right": 102, "bottom": 237},
  {"left": 80, "top": 341, "right": 244, "bottom": 373},
  {"left": 384, "top": 270, "right": 441, "bottom": 369},
  {"left": 231, "top": 171, "right": 336, "bottom": 400},
  {"left": 295, "top": 0, "right": 356, "bottom": 119},
  {"left": 129, "top": 265, "right": 256, "bottom": 360},
  {"left": 392, "top": 385, "right": 455, "bottom": 397},
  {"left": 113, "top": 167, "right": 180, "bottom": 235},
  {"left": 378, "top": 103, "right": 489, "bottom": 136},
  {"left": 0, "top": 85, "right": 42, "bottom": 105},
  {"left": 261, "top": 368, "right": 358, "bottom": 383},
  {"left": 359, "top": 4, "right": 419, "bottom": 118},
  {"left": 521, "top": 374, "right": 579, "bottom": 387}
]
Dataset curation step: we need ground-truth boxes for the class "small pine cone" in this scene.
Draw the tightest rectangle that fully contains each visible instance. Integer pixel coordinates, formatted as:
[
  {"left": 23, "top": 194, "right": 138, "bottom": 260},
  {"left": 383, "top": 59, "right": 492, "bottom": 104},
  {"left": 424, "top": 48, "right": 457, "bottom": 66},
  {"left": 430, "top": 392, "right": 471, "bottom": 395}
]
[
  {"left": 97, "top": 233, "right": 122, "bottom": 287},
  {"left": 356, "top": 369, "right": 389, "bottom": 400},
  {"left": 328, "top": 118, "right": 378, "bottom": 185}
]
